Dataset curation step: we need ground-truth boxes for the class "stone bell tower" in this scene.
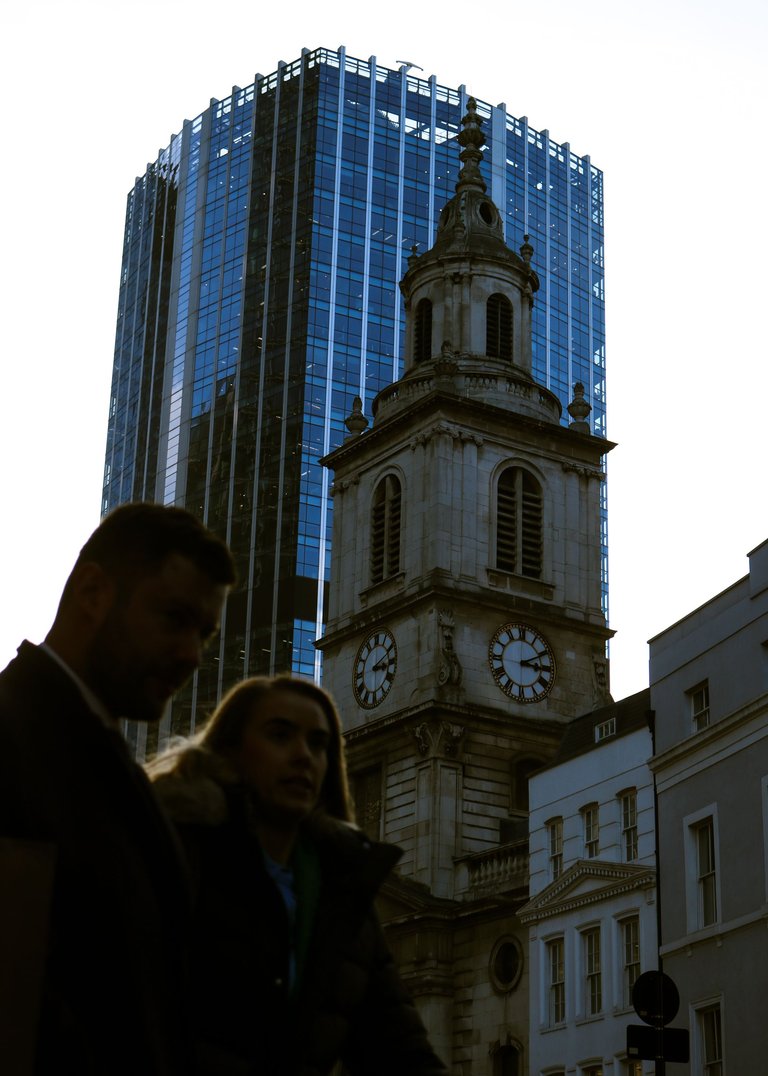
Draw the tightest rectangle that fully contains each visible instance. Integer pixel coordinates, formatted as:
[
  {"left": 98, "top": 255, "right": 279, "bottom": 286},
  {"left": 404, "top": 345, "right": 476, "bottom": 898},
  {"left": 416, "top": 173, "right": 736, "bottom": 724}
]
[{"left": 318, "top": 98, "right": 613, "bottom": 1071}]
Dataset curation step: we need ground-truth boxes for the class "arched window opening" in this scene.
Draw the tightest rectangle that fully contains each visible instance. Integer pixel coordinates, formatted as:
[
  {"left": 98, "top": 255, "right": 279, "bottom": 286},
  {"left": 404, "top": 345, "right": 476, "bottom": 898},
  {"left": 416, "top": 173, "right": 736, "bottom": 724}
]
[
  {"left": 414, "top": 298, "right": 432, "bottom": 362},
  {"left": 496, "top": 467, "right": 542, "bottom": 579},
  {"left": 487, "top": 293, "right": 513, "bottom": 360},
  {"left": 371, "top": 474, "right": 402, "bottom": 584},
  {"left": 493, "top": 1044, "right": 521, "bottom": 1076}
]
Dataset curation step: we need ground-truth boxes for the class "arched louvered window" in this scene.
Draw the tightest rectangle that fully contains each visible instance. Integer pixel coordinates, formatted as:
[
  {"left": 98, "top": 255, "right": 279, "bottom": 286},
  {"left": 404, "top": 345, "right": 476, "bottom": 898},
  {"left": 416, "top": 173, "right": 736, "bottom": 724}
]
[
  {"left": 496, "top": 467, "right": 543, "bottom": 578},
  {"left": 414, "top": 298, "right": 432, "bottom": 363},
  {"left": 487, "top": 293, "right": 513, "bottom": 360},
  {"left": 371, "top": 474, "right": 402, "bottom": 584}
]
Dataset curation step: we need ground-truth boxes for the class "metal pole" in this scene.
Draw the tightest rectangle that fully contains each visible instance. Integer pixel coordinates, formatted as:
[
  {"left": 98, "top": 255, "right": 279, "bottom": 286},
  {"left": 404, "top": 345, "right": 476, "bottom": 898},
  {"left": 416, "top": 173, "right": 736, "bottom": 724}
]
[{"left": 649, "top": 708, "right": 666, "bottom": 1076}]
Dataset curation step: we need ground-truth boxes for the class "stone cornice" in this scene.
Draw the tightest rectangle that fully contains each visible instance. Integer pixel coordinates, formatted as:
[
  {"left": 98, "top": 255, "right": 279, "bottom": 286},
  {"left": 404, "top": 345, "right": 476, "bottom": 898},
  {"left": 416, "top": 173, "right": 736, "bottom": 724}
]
[
  {"left": 320, "top": 386, "right": 614, "bottom": 475},
  {"left": 318, "top": 574, "right": 612, "bottom": 654},
  {"left": 518, "top": 860, "right": 656, "bottom": 923},
  {"left": 651, "top": 690, "right": 768, "bottom": 782},
  {"left": 341, "top": 696, "right": 565, "bottom": 748}
]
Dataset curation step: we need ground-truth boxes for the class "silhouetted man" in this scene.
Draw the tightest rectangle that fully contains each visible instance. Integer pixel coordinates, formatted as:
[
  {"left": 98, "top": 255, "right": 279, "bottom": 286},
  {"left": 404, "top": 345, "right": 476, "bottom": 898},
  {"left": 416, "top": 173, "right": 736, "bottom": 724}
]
[{"left": 0, "top": 503, "right": 235, "bottom": 1075}]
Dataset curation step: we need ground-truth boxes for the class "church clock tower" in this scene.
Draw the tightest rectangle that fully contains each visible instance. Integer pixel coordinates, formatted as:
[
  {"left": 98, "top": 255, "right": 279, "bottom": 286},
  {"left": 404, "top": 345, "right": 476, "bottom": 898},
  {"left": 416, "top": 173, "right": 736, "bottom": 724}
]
[{"left": 318, "top": 99, "right": 613, "bottom": 1071}]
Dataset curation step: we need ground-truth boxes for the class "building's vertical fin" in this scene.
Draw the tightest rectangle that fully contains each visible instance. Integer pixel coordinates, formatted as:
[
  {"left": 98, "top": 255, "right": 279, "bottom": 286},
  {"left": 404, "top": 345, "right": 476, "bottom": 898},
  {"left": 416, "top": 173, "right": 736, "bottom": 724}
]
[
  {"left": 391, "top": 63, "right": 409, "bottom": 381},
  {"left": 266, "top": 64, "right": 286, "bottom": 674},
  {"left": 313, "top": 45, "right": 347, "bottom": 681},
  {"left": 242, "top": 76, "right": 264, "bottom": 675},
  {"left": 282, "top": 55, "right": 309, "bottom": 681},
  {"left": 491, "top": 102, "right": 507, "bottom": 239},
  {"left": 543, "top": 128, "right": 552, "bottom": 392},
  {"left": 521, "top": 115, "right": 529, "bottom": 229},
  {"left": 358, "top": 55, "right": 377, "bottom": 404},
  {"left": 162, "top": 111, "right": 208, "bottom": 507},
  {"left": 427, "top": 74, "right": 437, "bottom": 247},
  {"left": 564, "top": 142, "right": 573, "bottom": 402}
]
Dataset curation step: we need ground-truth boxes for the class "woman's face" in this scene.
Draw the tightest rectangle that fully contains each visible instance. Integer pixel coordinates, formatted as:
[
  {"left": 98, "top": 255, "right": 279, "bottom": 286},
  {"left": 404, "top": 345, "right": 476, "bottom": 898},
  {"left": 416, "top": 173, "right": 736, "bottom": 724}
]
[{"left": 235, "top": 688, "right": 331, "bottom": 826}]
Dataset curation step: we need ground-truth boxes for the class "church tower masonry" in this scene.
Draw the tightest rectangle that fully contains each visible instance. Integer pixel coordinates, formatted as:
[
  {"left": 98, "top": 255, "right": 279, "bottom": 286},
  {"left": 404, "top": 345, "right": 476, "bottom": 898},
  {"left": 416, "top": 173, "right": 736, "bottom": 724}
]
[{"left": 318, "top": 99, "right": 613, "bottom": 1070}]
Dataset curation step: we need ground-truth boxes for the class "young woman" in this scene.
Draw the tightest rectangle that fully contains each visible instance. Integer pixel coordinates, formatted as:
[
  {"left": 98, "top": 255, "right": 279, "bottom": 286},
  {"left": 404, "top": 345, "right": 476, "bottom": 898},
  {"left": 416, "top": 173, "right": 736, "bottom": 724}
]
[{"left": 151, "top": 676, "right": 447, "bottom": 1076}]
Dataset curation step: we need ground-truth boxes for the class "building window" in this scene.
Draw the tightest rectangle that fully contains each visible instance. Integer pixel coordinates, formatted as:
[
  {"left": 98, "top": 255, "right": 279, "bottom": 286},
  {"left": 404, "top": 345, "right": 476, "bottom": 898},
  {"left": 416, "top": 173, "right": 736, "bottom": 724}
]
[
  {"left": 698, "top": 1004, "right": 723, "bottom": 1075},
  {"left": 371, "top": 474, "right": 401, "bottom": 584},
  {"left": 547, "top": 817, "right": 563, "bottom": 881},
  {"left": 582, "top": 803, "right": 599, "bottom": 858},
  {"left": 695, "top": 818, "right": 718, "bottom": 926},
  {"left": 689, "top": 681, "right": 710, "bottom": 732},
  {"left": 496, "top": 466, "right": 543, "bottom": 578},
  {"left": 583, "top": 928, "right": 602, "bottom": 1016},
  {"left": 594, "top": 716, "right": 615, "bottom": 741},
  {"left": 620, "top": 789, "right": 638, "bottom": 862},
  {"left": 581, "top": 1067, "right": 604, "bottom": 1076},
  {"left": 487, "top": 293, "right": 513, "bottom": 360},
  {"left": 414, "top": 298, "right": 432, "bottom": 362},
  {"left": 492, "top": 1044, "right": 521, "bottom": 1076},
  {"left": 547, "top": 938, "right": 565, "bottom": 1025},
  {"left": 490, "top": 937, "right": 524, "bottom": 993},
  {"left": 622, "top": 1064, "right": 642, "bottom": 1076},
  {"left": 621, "top": 916, "right": 640, "bottom": 1008}
]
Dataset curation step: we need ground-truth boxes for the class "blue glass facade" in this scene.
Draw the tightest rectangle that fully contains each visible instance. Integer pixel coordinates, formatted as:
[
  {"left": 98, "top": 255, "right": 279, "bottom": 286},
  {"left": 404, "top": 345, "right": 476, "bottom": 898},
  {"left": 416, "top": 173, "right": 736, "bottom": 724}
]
[{"left": 104, "top": 47, "right": 606, "bottom": 741}]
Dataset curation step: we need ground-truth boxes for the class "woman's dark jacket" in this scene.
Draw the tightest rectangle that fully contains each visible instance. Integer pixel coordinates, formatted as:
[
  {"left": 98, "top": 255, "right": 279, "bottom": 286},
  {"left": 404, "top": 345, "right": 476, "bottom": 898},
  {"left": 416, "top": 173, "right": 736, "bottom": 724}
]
[{"left": 153, "top": 752, "right": 448, "bottom": 1076}]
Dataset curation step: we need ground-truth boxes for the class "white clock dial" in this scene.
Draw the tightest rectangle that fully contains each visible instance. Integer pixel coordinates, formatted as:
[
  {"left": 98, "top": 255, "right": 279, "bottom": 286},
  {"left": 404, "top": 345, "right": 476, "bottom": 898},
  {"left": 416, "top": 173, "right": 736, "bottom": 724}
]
[
  {"left": 489, "top": 623, "right": 555, "bottom": 702},
  {"left": 353, "top": 629, "right": 397, "bottom": 708}
]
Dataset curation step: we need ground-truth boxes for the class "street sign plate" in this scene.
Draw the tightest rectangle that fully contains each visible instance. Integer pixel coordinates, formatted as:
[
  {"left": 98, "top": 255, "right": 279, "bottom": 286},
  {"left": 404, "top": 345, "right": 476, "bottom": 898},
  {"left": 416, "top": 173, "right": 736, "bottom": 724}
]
[{"left": 627, "top": 1024, "right": 690, "bottom": 1063}]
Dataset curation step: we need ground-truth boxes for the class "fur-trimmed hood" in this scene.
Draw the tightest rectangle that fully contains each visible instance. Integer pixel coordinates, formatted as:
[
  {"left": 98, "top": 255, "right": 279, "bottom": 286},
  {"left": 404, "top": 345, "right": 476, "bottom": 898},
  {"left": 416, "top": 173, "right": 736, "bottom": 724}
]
[
  {"left": 150, "top": 745, "right": 236, "bottom": 826},
  {"left": 150, "top": 746, "right": 377, "bottom": 864}
]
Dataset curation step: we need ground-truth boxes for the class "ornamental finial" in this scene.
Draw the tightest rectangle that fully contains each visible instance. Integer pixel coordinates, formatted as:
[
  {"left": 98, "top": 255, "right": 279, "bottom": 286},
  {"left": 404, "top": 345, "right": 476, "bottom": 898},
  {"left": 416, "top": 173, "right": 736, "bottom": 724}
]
[
  {"left": 567, "top": 382, "right": 592, "bottom": 432},
  {"left": 456, "top": 97, "right": 486, "bottom": 194}
]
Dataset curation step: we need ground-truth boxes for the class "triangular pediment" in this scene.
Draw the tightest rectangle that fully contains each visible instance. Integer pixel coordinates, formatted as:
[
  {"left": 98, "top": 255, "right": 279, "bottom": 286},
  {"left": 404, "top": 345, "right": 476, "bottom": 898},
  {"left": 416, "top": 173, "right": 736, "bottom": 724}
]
[{"left": 518, "top": 859, "right": 655, "bottom": 923}]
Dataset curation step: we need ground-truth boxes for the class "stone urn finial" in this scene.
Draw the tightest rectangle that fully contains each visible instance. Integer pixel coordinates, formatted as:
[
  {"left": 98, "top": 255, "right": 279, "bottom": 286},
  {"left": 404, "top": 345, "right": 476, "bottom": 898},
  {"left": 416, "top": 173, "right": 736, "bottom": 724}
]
[
  {"left": 344, "top": 396, "right": 369, "bottom": 437},
  {"left": 567, "top": 382, "right": 592, "bottom": 432}
]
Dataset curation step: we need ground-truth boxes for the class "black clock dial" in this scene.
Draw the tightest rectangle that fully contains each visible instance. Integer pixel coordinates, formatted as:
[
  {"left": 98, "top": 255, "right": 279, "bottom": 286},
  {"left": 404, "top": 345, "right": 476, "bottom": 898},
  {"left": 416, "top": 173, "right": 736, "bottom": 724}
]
[
  {"left": 489, "top": 623, "right": 555, "bottom": 702},
  {"left": 353, "top": 629, "right": 397, "bottom": 708}
]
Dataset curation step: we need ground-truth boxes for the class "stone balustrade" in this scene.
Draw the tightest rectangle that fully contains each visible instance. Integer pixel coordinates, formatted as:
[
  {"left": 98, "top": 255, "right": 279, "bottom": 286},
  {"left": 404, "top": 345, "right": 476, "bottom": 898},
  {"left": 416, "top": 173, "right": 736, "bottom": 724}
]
[{"left": 454, "top": 840, "right": 529, "bottom": 898}]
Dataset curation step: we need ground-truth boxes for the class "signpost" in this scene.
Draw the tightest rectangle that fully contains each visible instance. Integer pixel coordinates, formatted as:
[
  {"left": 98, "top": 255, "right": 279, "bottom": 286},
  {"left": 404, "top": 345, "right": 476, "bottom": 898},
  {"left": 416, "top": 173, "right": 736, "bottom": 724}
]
[{"left": 627, "top": 970, "right": 689, "bottom": 1070}]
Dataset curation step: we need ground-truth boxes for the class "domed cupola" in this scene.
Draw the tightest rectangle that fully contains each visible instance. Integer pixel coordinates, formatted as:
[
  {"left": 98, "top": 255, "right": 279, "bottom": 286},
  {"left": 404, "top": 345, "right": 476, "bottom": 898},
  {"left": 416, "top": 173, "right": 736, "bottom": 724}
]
[
  {"left": 384, "top": 97, "right": 560, "bottom": 426},
  {"left": 430, "top": 96, "right": 518, "bottom": 260}
]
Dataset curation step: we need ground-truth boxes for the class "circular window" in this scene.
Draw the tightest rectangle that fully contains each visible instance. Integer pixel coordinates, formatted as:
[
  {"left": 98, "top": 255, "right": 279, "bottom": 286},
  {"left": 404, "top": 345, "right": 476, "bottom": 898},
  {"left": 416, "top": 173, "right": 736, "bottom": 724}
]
[
  {"left": 489, "top": 936, "right": 523, "bottom": 993},
  {"left": 479, "top": 201, "right": 495, "bottom": 225}
]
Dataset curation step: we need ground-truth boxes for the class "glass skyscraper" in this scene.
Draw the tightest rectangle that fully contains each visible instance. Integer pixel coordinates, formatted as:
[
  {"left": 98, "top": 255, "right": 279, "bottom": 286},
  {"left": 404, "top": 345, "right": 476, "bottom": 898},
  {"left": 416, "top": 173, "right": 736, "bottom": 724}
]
[{"left": 104, "top": 46, "right": 606, "bottom": 745}]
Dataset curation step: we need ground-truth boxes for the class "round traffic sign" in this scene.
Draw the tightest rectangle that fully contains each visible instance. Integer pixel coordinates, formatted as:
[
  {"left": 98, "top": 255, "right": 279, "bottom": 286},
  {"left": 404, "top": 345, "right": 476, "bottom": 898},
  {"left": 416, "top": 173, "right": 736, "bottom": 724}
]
[{"left": 632, "top": 970, "right": 680, "bottom": 1026}]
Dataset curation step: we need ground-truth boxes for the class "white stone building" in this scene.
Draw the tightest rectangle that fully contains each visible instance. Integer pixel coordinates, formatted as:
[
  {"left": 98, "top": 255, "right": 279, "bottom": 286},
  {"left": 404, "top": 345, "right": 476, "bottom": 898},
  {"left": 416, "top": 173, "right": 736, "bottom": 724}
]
[
  {"left": 520, "top": 690, "right": 657, "bottom": 1076},
  {"left": 649, "top": 538, "right": 768, "bottom": 1075}
]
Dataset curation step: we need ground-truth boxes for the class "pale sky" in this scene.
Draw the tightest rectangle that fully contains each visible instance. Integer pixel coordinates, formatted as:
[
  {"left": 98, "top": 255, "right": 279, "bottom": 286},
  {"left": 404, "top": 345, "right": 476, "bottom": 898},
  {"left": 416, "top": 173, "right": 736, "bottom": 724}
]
[{"left": 1, "top": 0, "right": 766, "bottom": 701}]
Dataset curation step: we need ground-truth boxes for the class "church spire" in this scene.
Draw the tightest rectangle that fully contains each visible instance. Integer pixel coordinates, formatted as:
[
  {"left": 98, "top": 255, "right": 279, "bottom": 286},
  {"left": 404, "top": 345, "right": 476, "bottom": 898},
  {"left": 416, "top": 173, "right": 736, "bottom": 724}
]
[{"left": 393, "top": 94, "right": 549, "bottom": 405}]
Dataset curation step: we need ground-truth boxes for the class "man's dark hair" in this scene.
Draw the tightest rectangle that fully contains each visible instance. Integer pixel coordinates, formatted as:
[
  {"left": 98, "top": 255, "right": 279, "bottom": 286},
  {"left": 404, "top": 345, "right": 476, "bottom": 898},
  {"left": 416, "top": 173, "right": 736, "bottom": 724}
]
[{"left": 69, "top": 503, "right": 236, "bottom": 593}]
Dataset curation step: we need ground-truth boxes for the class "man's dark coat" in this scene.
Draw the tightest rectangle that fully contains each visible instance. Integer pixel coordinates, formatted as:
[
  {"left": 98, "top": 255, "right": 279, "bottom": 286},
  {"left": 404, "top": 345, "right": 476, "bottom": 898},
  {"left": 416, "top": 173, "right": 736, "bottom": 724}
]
[{"left": 0, "top": 642, "right": 192, "bottom": 1076}]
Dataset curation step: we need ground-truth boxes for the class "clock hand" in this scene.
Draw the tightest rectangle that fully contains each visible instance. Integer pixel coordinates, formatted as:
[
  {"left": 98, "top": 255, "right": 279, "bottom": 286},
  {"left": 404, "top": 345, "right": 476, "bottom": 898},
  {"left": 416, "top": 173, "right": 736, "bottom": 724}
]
[
  {"left": 519, "top": 657, "right": 542, "bottom": 668},
  {"left": 372, "top": 656, "right": 391, "bottom": 671}
]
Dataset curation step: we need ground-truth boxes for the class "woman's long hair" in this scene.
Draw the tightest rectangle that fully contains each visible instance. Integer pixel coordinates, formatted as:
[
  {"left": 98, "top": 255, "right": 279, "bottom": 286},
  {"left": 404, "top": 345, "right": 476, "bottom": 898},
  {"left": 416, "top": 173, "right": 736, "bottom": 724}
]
[{"left": 150, "top": 676, "right": 354, "bottom": 824}]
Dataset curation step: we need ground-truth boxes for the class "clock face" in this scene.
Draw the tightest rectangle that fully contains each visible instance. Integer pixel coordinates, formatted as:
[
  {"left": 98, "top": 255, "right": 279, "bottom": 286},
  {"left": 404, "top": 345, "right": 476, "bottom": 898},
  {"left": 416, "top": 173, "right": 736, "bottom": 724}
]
[
  {"left": 353, "top": 629, "right": 398, "bottom": 709},
  {"left": 489, "top": 623, "right": 555, "bottom": 703}
]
